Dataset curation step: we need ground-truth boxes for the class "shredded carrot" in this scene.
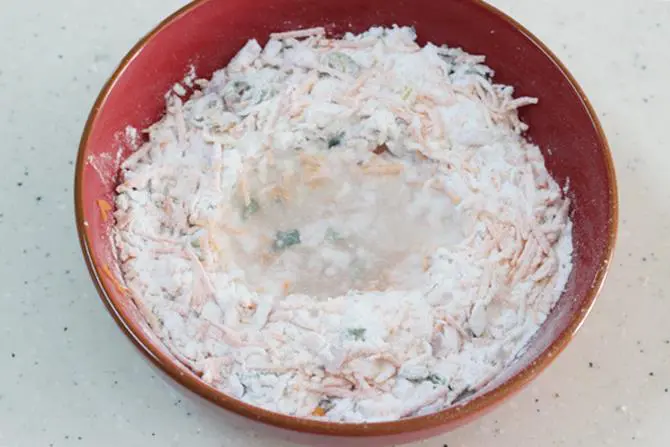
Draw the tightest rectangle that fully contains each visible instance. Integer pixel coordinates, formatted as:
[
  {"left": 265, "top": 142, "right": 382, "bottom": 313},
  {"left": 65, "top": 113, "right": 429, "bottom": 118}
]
[
  {"left": 221, "top": 224, "right": 245, "bottom": 235},
  {"left": 282, "top": 280, "right": 291, "bottom": 296},
  {"left": 269, "top": 185, "right": 289, "bottom": 202},
  {"left": 446, "top": 189, "right": 461, "bottom": 205},
  {"left": 270, "top": 27, "right": 325, "bottom": 40},
  {"left": 208, "top": 234, "right": 221, "bottom": 252},
  {"left": 306, "top": 177, "right": 329, "bottom": 189},
  {"left": 361, "top": 164, "right": 404, "bottom": 175},
  {"left": 312, "top": 406, "right": 327, "bottom": 417},
  {"left": 97, "top": 199, "right": 112, "bottom": 222},
  {"left": 423, "top": 256, "right": 431, "bottom": 272},
  {"left": 102, "top": 264, "right": 129, "bottom": 295},
  {"left": 199, "top": 235, "right": 208, "bottom": 250},
  {"left": 238, "top": 171, "right": 251, "bottom": 207},
  {"left": 299, "top": 152, "right": 321, "bottom": 168},
  {"left": 260, "top": 252, "right": 276, "bottom": 266},
  {"left": 415, "top": 150, "right": 428, "bottom": 161}
]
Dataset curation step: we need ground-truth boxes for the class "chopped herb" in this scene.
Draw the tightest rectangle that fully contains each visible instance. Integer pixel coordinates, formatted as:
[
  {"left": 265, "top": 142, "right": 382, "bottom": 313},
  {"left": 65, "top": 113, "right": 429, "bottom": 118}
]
[
  {"left": 452, "top": 387, "right": 476, "bottom": 403},
  {"left": 241, "top": 198, "right": 260, "bottom": 220},
  {"left": 349, "top": 259, "right": 365, "bottom": 281},
  {"left": 273, "top": 229, "right": 301, "bottom": 251},
  {"left": 347, "top": 327, "right": 366, "bottom": 341},
  {"left": 327, "top": 131, "right": 345, "bottom": 148},
  {"left": 408, "top": 374, "right": 445, "bottom": 386},
  {"left": 317, "top": 397, "right": 335, "bottom": 412},
  {"left": 426, "top": 374, "right": 446, "bottom": 385},
  {"left": 191, "top": 115, "right": 206, "bottom": 127},
  {"left": 324, "top": 227, "right": 342, "bottom": 242},
  {"left": 222, "top": 80, "right": 253, "bottom": 110},
  {"left": 324, "top": 52, "right": 361, "bottom": 76},
  {"left": 232, "top": 80, "right": 251, "bottom": 95}
]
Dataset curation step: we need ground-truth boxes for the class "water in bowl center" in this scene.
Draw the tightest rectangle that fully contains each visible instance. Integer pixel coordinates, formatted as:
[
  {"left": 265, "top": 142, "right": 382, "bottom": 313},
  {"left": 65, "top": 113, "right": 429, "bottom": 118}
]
[{"left": 230, "top": 152, "right": 464, "bottom": 298}]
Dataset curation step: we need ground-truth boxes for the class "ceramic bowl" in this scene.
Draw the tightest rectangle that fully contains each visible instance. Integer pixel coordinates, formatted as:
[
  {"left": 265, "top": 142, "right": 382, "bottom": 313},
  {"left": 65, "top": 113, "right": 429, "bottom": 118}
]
[{"left": 75, "top": 0, "right": 617, "bottom": 445}]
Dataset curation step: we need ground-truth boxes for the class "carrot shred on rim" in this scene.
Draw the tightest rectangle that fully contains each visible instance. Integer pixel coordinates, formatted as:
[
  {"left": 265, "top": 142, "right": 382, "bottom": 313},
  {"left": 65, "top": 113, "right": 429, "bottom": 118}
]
[
  {"left": 102, "top": 264, "right": 129, "bottom": 295},
  {"left": 96, "top": 199, "right": 113, "bottom": 222}
]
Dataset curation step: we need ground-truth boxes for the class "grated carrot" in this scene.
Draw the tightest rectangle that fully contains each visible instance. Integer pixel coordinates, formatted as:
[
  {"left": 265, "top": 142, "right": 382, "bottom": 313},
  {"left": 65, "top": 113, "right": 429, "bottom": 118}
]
[
  {"left": 445, "top": 189, "right": 461, "bottom": 205},
  {"left": 282, "top": 280, "right": 291, "bottom": 296},
  {"left": 268, "top": 185, "right": 290, "bottom": 202},
  {"left": 306, "top": 177, "right": 329, "bottom": 189},
  {"left": 361, "top": 164, "right": 404, "bottom": 175},
  {"left": 220, "top": 224, "right": 245, "bottom": 235},
  {"left": 102, "top": 264, "right": 129, "bottom": 295},
  {"left": 299, "top": 152, "right": 322, "bottom": 168},
  {"left": 97, "top": 199, "right": 113, "bottom": 222},
  {"left": 270, "top": 27, "right": 325, "bottom": 40},
  {"left": 423, "top": 256, "right": 431, "bottom": 272},
  {"left": 415, "top": 150, "right": 429, "bottom": 161},
  {"left": 312, "top": 406, "right": 327, "bottom": 417}
]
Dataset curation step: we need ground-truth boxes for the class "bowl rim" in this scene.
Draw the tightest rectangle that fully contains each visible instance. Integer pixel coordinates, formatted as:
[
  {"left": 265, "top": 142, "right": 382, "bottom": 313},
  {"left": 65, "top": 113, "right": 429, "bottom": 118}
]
[{"left": 74, "top": 0, "right": 618, "bottom": 437}]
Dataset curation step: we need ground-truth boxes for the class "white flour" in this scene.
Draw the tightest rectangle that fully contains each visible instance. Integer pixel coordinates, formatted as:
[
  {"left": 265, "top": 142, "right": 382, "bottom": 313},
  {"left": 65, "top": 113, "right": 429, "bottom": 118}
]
[{"left": 113, "top": 26, "right": 573, "bottom": 422}]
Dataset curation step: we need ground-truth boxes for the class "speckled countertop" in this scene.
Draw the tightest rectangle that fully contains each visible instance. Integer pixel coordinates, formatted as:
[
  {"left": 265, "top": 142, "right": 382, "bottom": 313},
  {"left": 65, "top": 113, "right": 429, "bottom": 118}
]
[{"left": 0, "top": 0, "right": 668, "bottom": 446}]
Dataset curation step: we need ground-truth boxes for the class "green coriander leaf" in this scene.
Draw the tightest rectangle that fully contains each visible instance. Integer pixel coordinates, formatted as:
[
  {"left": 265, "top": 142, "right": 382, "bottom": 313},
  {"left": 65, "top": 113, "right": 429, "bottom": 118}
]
[
  {"left": 241, "top": 198, "right": 260, "bottom": 220},
  {"left": 327, "top": 131, "right": 345, "bottom": 148},
  {"left": 347, "top": 327, "right": 366, "bottom": 341},
  {"left": 273, "top": 229, "right": 301, "bottom": 251},
  {"left": 324, "top": 227, "right": 342, "bottom": 242}
]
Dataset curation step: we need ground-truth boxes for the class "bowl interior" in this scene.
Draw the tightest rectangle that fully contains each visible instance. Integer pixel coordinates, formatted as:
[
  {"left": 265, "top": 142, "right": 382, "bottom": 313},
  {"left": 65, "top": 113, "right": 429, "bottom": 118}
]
[{"left": 76, "top": 0, "right": 616, "bottom": 438}]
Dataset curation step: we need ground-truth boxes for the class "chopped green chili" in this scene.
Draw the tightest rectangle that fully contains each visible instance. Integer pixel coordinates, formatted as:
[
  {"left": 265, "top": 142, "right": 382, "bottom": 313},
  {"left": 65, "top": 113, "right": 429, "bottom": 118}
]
[
  {"left": 241, "top": 198, "right": 260, "bottom": 220},
  {"left": 452, "top": 387, "right": 476, "bottom": 403},
  {"left": 324, "top": 52, "right": 361, "bottom": 76},
  {"left": 408, "top": 374, "right": 446, "bottom": 386},
  {"left": 317, "top": 397, "right": 335, "bottom": 412},
  {"left": 324, "top": 227, "right": 342, "bottom": 242},
  {"left": 273, "top": 229, "right": 301, "bottom": 251},
  {"left": 347, "top": 327, "right": 366, "bottom": 341},
  {"left": 327, "top": 131, "right": 345, "bottom": 148}
]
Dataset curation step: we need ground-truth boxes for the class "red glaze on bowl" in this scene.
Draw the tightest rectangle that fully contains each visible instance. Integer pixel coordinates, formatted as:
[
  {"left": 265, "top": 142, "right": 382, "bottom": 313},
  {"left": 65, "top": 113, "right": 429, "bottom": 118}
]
[{"left": 75, "top": 0, "right": 618, "bottom": 445}]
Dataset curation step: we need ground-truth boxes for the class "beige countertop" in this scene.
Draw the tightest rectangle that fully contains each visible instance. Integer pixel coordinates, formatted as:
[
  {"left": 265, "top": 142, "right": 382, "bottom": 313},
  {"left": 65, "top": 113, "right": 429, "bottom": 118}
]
[{"left": 0, "top": 0, "right": 668, "bottom": 445}]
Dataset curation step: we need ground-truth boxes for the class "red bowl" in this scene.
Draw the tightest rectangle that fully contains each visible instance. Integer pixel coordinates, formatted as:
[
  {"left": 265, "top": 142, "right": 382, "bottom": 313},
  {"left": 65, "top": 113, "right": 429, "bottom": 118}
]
[{"left": 74, "top": 0, "right": 617, "bottom": 444}]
